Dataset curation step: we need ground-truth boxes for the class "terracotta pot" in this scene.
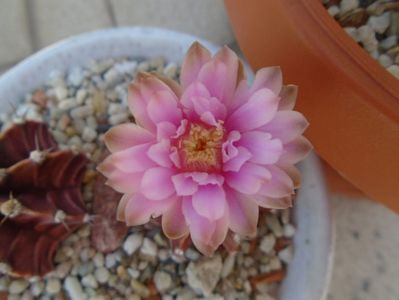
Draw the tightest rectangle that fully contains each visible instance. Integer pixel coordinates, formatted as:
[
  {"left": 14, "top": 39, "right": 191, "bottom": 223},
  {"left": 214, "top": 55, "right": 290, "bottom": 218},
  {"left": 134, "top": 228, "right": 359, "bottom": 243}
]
[{"left": 225, "top": 0, "right": 399, "bottom": 212}]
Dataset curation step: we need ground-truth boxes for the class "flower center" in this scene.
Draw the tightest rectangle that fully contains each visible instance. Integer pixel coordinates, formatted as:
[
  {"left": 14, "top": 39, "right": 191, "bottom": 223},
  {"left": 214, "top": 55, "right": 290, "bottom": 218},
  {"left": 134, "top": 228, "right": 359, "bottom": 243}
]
[{"left": 178, "top": 123, "right": 224, "bottom": 172}]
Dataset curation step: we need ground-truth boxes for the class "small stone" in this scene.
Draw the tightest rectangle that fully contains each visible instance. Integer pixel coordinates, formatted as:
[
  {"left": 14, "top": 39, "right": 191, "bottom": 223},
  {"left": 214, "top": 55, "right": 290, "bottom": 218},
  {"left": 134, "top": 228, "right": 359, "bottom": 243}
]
[
  {"left": 387, "top": 64, "right": 399, "bottom": 79},
  {"left": 358, "top": 25, "right": 379, "bottom": 52},
  {"left": 260, "top": 234, "right": 276, "bottom": 254},
  {"left": 123, "top": 233, "right": 143, "bottom": 255},
  {"left": 55, "top": 86, "right": 68, "bottom": 100},
  {"left": 368, "top": 11, "right": 390, "bottom": 34},
  {"left": 344, "top": 27, "right": 360, "bottom": 42},
  {"left": 58, "top": 98, "right": 78, "bottom": 110},
  {"left": 154, "top": 271, "right": 173, "bottom": 292},
  {"left": 70, "top": 105, "right": 93, "bottom": 119},
  {"left": 269, "top": 257, "right": 282, "bottom": 271},
  {"left": 327, "top": 5, "right": 340, "bottom": 17},
  {"left": 185, "top": 248, "right": 200, "bottom": 261},
  {"left": 186, "top": 255, "right": 223, "bottom": 296},
  {"left": 221, "top": 253, "right": 236, "bottom": 278},
  {"left": 283, "top": 224, "right": 296, "bottom": 238},
  {"left": 68, "top": 67, "right": 84, "bottom": 86},
  {"left": 114, "top": 61, "right": 137, "bottom": 75},
  {"left": 82, "top": 274, "right": 98, "bottom": 289},
  {"left": 95, "top": 267, "right": 110, "bottom": 284},
  {"left": 105, "top": 253, "right": 118, "bottom": 268},
  {"left": 45, "top": 278, "right": 61, "bottom": 295},
  {"left": 30, "top": 281, "right": 44, "bottom": 297},
  {"left": 0, "top": 277, "right": 9, "bottom": 292},
  {"left": 130, "top": 279, "right": 150, "bottom": 298},
  {"left": 76, "top": 89, "right": 88, "bottom": 104},
  {"left": 340, "top": 0, "right": 359, "bottom": 15},
  {"left": 82, "top": 127, "right": 97, "bottom": 142},
  {"left": 93, "top": 253, "right": 104, "bottom": 268},
  {"left": 109, "top": 112, "right": 129, "bottom": 125},
  {"left": 278, "top": 246, "right": 294, "bottom": 264},
  {"left": 64, "top": 277, "right": 86, "bottom": 300},
  {"left": 140, "top": 237, "right": 158, "bottom": 257},
  {"left": 265, "top": 215, "right": 283, "bottom": 237},
  {"left": 164, "top": 63, "right": 178, "bottom": 78},
  {"left": 104, "top": 68, "right": 123, "bottom": 87},
  {"left": 9, "top": 279, "right": 29, "bottom": 294},
  {"left": 379, "top": 35, "right": 397, "bottom": 50}
]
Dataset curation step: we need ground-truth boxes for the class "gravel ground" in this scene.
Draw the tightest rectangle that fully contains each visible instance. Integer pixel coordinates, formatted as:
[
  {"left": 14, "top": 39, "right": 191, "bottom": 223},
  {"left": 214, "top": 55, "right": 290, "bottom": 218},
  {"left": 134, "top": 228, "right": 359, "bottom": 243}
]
[
  {"left": 322, "top": 0, "right": 399, "bottom": 79},
  {"left": 0, "top": 56, "right": 295, "bottom": 300}
]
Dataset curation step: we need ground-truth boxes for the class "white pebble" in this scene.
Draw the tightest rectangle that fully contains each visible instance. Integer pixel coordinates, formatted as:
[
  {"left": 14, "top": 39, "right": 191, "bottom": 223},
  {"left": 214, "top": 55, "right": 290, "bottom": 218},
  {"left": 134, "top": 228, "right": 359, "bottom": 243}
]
[
  {"left": 70, "top": 105, "right": 93, "bottom": 119},
  {"left": 344, "top": 27, "right": 360, "bottom": 42},
  {"left": 358, "top": 25, "right": 378, "bottom": 52},
  {"left": 380, "top": 36, "right": 397, "bottom": 50},
  {"left": 76, "top": 89, "right": 87, "bottom": 104},
  {"left": 123, "top": 233, "right": 143, "bottom": 255},
  {"left": 82, "top": 127, "right": 97, "bottom": 142},
  {"left": 368, "top": 11, "right": 391, "bottom": 34},
  {"left": 278, "top": 246, "right": 294, "bottom": 264},
  {"left": 140, "top": 238, "right": 158, "bottom": 257},
  {"left": 45, "top": 278, "right": 61, "bottom": 295},
  {"left": 55, "top": 86, "right": 68, "bottom": 100},
  {"left": 327, "top": 5, "right": 340, "bottom": 17},
  {"left": 64, "top": 277, "right": 87, "bottom": 300},
  {"left": 154, "top": 271, "right": 173, "bottom": 292},
  {"left": 95, "top": 267, "right": 110, "bottom": 284},
  {"left": 104, "top": 68, "right": 123, "bottom": 86},
  {"left": 58, "top": 98, "right": 78, "bottom": 110},
  {"left": 265, "top": 215, "right": 283, "bottom": 237},
  {"left": 30, "top": 281, "right": 44, "bottom": 297},
  {"left": 387, "top": 64, "right": 399, "bottom": 79},
  {"left": 114, "top": 61, "right": 137, "bottom": 75},
  {"left": 93, "top": 253, "right": 104, "bottom": 268},
  {"left": 221, "top": 253, "right": 236, "bottom": 278},
  {"left": 68, "top": 67, "right": 84, "bottom": 86},
  {"left": 340, "top": 0, "right": 359, "bottom": 15},
  {"left": 82, "top": 274, "right": 98, "bottom": 289},
  {"left": 260, "top": 234, "right": 276, "bottom": 254},
  {"left": 109, "top": 112, "right": 129, "bottom": 125},
  {"left": 0, "top": 277, "right": 9, "bottom": 292},
  {"left": 9, "top": 279, "right": 29, "bottom": 294},
  {"left": 283, "top": 224, "right": 296, "bottom": 238}
]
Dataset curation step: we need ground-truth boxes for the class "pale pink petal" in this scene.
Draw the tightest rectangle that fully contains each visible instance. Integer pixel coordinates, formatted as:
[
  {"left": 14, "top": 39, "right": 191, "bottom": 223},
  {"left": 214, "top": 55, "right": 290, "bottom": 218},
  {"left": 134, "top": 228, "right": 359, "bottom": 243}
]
[
  {"left": 225, "top": 162, "right": 271, "bottom": 195},
  {"left": 116, "top": 194, "right": 129, "bottom": 222},
  {"left": 147, "top": 90, "right": 182, "bottom": 125},
  {"left": 222, "top": 130, "right": 241, "bottom": 162},
  {"left": 156, "top": 121, "right": 176, "bottom": 141},
  {"left": 253, "top": 195, "right": 293, "bottom": 209},
  {"left": 180, "top": 81, "right": 210, "bottom": 110},
  {"left": 226, "top": 88, "right": 279, "bottom": 132},
  {"left": 261, "top": 111, "right": 309, "bottom": 143},
  {"left": 258, "top": 165, "right": 294, "bottom": 198},
  {"left": 162, "top": 198, "right": 189, "bottom": 239},
  {"left": 279, "top": 136, "right": 313, "bottom": 164},
  {"left": 223, "top": 146, "right": 252, "bottom": 172},
  {"left": 111, "top": 143, "right": 155, "bottom": 173},
  {"left": 104, "top": 123, "right": 155, "bottom": 153},
  {"left": 171, "top": 173, "right": 199, "bottom": 196},
  {"left": 197, "top": 46, "right": 240, "bottom": 102},
  {"left": 181, "top": 42, "right": 212, "bottom": 89},
  {"left": 239, "top": 131, "right": 283, "bottom": 165},
  {"left": 209, "top": 210, "right": 229, "bottom": 252},
  {"left": 251, "top": 67, "right": 283, "bottom": 95},
  {"left": 278, "top": 163, "right": 301, "bottom": 188},
  {"left": 147, "top": 140, "right": 172, "bottom": 167},
  {"left": 279, "top": 85, "right": 298, "bottom": 110},
  {"left": 192, "top": 184, "right": 226, "bottom": 220},
  {"left": 225, "top": 188, "right": 258, "bottom": 237},
  {"left": 128, "top": 73, "right": 175, "bottom": 131},
  {"left": 124, "top": 193, "right": 175, "bottom": 226},
  {"left": 170, "top": 147, "right": 181, "bottom": 168},
  {"left": 190, "top": 172, "right": 224, "bottom": 186},
  {"left": 105, "top": 170, "right": 143, "bottom": 194},
  {"left": 228, "top": 80, "right": 250, "bottom": 112},
  {"left": 141, "top": 167, "right": 175, "bottom": 200},
  {"left": 182, "top": 198, "right": 216, "bottom": 255}
]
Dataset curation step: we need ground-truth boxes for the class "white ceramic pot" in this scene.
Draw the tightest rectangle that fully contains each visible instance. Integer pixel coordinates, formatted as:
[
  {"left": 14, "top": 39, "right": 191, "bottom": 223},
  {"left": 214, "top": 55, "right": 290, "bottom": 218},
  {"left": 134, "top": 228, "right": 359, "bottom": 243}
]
[{"left": 0, "top": 27, "right": 334, "bottom": 300}]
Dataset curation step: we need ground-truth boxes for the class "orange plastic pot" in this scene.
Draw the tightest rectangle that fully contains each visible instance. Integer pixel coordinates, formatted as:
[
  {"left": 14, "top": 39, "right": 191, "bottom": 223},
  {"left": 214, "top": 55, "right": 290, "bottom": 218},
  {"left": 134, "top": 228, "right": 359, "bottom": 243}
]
[{"left": 225, "top": 0, "right": 399, "bottom": 212}]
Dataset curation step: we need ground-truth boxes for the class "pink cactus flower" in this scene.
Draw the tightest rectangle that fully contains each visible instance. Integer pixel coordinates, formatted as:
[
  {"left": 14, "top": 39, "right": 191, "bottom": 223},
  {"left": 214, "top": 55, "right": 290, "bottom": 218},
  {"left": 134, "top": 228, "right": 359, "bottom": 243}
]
[{"left": 98, "top": 42, "right": 312, "bottom": 255}]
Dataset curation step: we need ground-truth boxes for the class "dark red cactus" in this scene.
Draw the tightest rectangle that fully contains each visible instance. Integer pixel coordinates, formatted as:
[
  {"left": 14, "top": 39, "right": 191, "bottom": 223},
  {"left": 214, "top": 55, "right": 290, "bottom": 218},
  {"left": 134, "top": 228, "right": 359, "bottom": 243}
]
[{"left": 0, "top": 121, "right": 88, "bottom": 277}]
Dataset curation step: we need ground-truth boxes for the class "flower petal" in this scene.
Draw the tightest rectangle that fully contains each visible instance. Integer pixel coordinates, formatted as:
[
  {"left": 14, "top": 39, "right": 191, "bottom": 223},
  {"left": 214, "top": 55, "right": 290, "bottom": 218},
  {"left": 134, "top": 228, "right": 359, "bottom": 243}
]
[
  {"left": 151, "top": 72, "right": 182, "bottom": 98},
  {"left": 156, "top": 121, "right": 176, "bottom": 141},
  {"left": 251, "top": 67, "right": 283, "bottom": 95},
  {"left": 279, "top": 85, "right": 298, "bottom": 110},
  {"left": 222, "top": 131, "right": 241, "bottom": 162},
  {"left": 223, "top": 146, "right": 252, "bottom": 172},
  {"left": 172, "top": 173, "right": 199, "bottom": 196},
  {"left": 261, "top": 111, "right": 309, "bottom": 143},
  {"left": 180, "top": 81, "right": 211, "bottom": 110},
  {"left": 253, "top": 195, "right": 293, "bottom": 209},
  {"left": 104, "top": 123, "right": 155, "bottom": 153},
  {"left": 209, "top": 209, "right": 229, "bottom": 252},
  {"left": 147, "top": 140, "right": 172, "bottom": 167},
  {"left": 258, "top": 165, "right": 294, "bottom": 198},
  {"left": 147, "top": 90, "right": 182, "bottom": 125},
  {"left": 225, "top": 162, "right": 271, "bottom": 195},
  {"left": 279, "top": 136, "right": 313, "bottom": 164},
  {"left": 128, "top": 72, "right": 176, "bottom": 131},
  {"left": 124, "top": 193, "right": 175, "bottom": 226},
  {"left": 239, "top": 131, "right": 283, "bottom": 165},
  {"left": 116, "top": 194, "right": 129, "bottom": 222},
  {"left": 181, "top": 42, "right": 212, "bottom": 89},
  {"left": 111, "top": 143, "right": 155, "bottom": 173},
  {"left": 197, "top": 46, "right": 240, "bottom": 102},
  {"left": 278, "top": 163, "right": 301, "bottom": 188},
  {"left": 162, "top": 198, "right": 189, "bottom": 239},
  {"left": 226, "top": 88, "right": 279, "bottom": 132},
  {"left": 192, "top": 184, "right": 226, "bottom": 220},
  {"left": 141, "top": 167, "right": 175, "bottom": 200},
  {"left": 226, "top": 188, "right": 259, "bottom": 237}
]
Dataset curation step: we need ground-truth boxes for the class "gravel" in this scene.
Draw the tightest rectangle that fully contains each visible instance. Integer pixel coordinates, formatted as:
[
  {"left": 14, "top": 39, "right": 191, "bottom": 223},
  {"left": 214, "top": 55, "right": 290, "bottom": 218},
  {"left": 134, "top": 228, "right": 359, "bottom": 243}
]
[
  {"left": 0, "top": 56, "right": 296, "bottom": 299},
  {"left": 322, "top": 0, "right": 399, "bottom": 79}
]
